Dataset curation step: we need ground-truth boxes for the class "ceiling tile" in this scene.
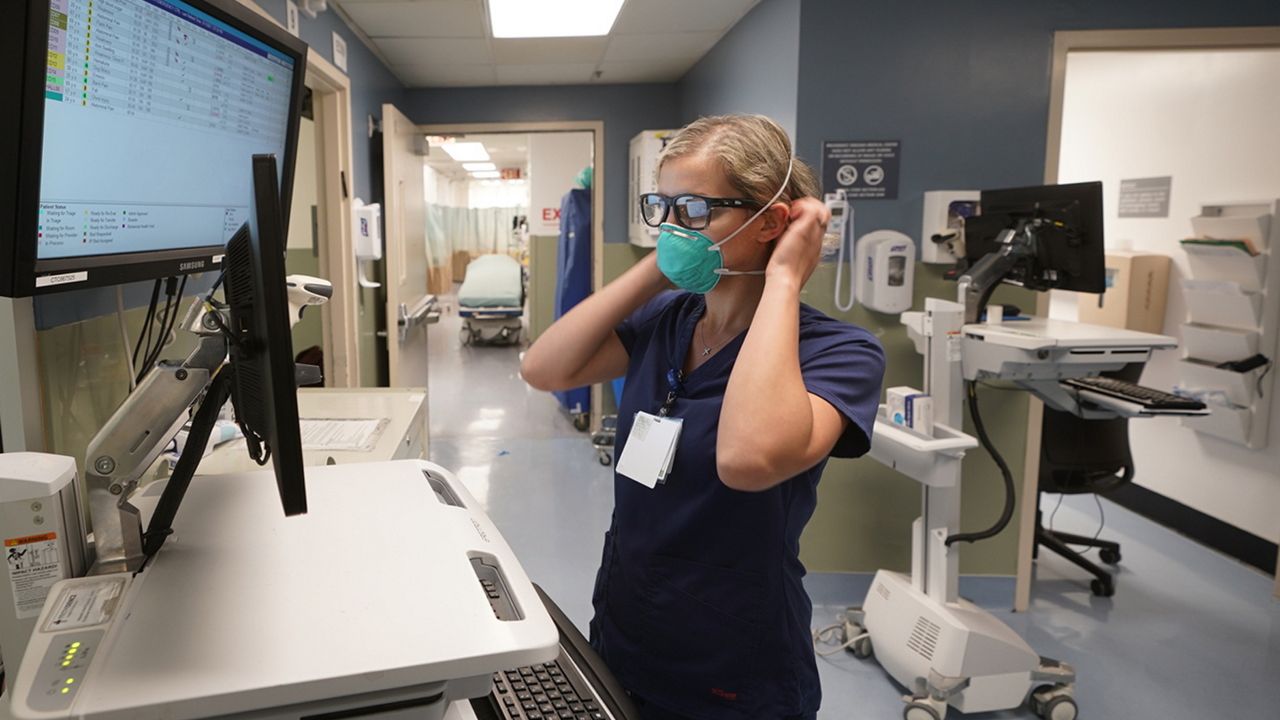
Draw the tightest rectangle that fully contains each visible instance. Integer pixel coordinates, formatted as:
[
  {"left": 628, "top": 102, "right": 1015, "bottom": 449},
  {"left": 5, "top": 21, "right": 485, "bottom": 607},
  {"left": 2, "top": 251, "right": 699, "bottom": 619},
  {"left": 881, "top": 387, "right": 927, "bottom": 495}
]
[
  {"left": 376, "top": 37, "right": 492, "bottom": 66},
  {"left": 602, "top": 31, "right": 720, "bottom": 64},
  {"left": 337, "top": 1, "right": 486, "bottom": 39},
  {"left": 611, "top": 0, "right": 760, "bottom": 35},
  {"left": 394, "top": 63, "right": 498, "bottom": 87},
  {"left": 491, "top": 37, "right": 609, "bottom": 65},
  {"left": 494, "top": 63, "right": 598, "bottom": 85},
  {"left": 595, "top": 60, "right": 690, "bottom": 84}
]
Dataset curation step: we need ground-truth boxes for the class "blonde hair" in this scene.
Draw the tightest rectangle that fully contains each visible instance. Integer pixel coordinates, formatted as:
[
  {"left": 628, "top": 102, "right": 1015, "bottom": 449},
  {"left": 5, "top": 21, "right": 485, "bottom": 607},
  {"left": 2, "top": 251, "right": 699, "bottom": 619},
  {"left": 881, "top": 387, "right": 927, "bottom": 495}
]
[{"left": 658, "top": 114, "right": 821, "bottom": 206}]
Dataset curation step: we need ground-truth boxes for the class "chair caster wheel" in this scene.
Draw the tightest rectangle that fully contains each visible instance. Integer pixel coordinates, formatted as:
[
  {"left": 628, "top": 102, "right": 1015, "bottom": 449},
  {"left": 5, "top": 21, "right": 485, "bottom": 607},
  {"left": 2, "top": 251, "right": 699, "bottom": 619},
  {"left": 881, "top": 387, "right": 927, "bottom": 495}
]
[
  {"left": 903, "top": 700, "right": 942, "bottom": 720},
  {"left": 1090, "top": 578, "right": 1115, "bottom": 597},
  {"left": 1099, "top": 548, "right": 1121, "bottom": 565}
]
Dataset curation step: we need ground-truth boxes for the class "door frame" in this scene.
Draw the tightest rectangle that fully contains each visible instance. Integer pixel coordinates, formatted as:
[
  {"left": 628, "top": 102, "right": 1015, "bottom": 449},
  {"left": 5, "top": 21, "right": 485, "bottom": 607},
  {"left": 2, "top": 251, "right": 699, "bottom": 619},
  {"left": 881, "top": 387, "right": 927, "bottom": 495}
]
[
  {"left": 415, "top": 120, "right": 607, "bottom": 429},
  {"left": 239, "top": 0, "right": 360, "bottom": 388},
  {"left": 1022, "top": 26, "right": 1280, "bottom": 610}
]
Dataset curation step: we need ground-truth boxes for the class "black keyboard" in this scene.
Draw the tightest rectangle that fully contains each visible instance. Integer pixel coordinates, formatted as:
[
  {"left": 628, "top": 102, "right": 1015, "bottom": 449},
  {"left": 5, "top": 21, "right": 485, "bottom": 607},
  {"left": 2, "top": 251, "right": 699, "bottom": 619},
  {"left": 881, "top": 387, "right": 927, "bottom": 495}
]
[
  {"left": 1063, "top": 376, "right": 1206, "bottom": 411},
  {"left": 471, "top": 585, "right": 638, "bottom": 720}
]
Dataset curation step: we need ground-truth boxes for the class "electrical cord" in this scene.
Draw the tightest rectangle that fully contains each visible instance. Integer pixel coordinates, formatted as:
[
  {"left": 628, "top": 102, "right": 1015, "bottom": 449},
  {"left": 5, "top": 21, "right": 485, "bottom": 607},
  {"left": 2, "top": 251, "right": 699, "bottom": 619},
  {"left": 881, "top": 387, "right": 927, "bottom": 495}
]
[
  {"left": 812, "top": 622, "right": 869, "bottom": 657},
  {"left": 137, "top": 276, "right": 187, "bottom": 385},
  {"left": 131, "top": 279, "right": 161, "bottom": 377},
  {"left": 945, "top": 381, "right": 1016, "bottom": 546}
]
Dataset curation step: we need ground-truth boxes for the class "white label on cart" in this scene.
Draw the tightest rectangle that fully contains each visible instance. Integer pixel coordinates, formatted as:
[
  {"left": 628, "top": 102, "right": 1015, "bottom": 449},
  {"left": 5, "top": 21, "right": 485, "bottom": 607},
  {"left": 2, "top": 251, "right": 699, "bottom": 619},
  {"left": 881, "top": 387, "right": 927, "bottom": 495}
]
[
  {"left": 43, "top": 577, "right": 126, "bottom": 632},
  {"left": 5, "top": 533, "right": 64, "bottom": 619},
  {"left": 947, "top": 332, "right": 963, "bottom": 362}
]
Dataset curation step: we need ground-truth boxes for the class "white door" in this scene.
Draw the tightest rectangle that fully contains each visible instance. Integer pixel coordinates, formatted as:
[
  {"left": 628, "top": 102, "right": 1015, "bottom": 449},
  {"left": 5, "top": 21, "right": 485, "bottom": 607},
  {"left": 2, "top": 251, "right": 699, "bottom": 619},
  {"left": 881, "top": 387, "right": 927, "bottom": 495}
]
[{"left": 381, "top": 103, "right": 435, "bottom": 388}]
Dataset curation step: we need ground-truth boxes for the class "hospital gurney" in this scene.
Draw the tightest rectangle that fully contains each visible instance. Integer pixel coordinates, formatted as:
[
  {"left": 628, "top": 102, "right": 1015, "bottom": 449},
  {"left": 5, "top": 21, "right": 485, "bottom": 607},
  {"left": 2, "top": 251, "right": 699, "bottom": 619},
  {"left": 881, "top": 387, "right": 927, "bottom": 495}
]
[{"left": 457, "top": 254, "right": 525, "bottom": 346}]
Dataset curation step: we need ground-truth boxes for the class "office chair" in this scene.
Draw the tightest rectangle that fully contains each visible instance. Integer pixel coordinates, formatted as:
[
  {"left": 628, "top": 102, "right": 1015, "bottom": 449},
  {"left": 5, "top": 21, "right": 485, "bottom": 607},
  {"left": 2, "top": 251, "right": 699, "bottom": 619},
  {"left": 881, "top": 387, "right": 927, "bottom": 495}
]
[{"left": 1036, "top": 363, "right": 1143, "bottom": 597}]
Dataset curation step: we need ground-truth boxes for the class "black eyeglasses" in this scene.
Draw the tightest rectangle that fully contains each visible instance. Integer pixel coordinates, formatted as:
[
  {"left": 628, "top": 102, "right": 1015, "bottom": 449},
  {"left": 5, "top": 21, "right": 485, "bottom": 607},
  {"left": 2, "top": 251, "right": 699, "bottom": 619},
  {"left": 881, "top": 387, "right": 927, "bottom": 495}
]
[{"left": 639, "top": 193, "right": 761, "bottom": 231}]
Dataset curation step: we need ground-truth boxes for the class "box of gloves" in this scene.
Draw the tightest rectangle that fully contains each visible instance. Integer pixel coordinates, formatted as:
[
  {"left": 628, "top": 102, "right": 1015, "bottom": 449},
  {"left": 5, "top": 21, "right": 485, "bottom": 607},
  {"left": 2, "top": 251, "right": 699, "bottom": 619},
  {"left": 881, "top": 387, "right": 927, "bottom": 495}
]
[{"left": 886, "top": 386, "right": 934, "bottom": 437}]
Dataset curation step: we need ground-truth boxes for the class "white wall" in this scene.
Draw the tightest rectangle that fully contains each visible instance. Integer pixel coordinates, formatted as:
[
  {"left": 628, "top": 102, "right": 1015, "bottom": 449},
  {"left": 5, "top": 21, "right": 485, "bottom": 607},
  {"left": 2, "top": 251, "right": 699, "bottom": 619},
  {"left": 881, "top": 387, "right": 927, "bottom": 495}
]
[
  {"left": 424, "top": 165, "right": 469, "bottom": 207},
  {"left": 287, "top": 117, "right": 317, "bottom": 250},
  {"left": 469, "top": 180, "right": 529, "bottom": 209},
  {"left": 528, "top": 132, "right": 593, "bottom": 236},
  {"left": 1055, "top": 48, "right": 1280, "bottom": 543}
]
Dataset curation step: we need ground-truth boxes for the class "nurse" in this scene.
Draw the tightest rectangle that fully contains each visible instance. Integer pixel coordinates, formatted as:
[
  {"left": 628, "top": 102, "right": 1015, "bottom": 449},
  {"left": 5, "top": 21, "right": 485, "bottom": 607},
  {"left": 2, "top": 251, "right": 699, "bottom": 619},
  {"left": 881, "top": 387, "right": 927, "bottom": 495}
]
[{"left": 522, "top": 114, "right": 885, "bottom": 720}]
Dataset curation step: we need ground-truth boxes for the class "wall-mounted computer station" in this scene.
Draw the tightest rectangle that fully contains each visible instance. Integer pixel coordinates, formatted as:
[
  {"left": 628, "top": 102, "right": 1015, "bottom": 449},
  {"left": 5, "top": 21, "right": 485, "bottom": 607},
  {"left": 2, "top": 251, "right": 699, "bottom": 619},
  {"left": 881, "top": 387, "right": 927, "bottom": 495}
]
[{"left": 0, "top": 1, "right": 560, "bottom": 717}]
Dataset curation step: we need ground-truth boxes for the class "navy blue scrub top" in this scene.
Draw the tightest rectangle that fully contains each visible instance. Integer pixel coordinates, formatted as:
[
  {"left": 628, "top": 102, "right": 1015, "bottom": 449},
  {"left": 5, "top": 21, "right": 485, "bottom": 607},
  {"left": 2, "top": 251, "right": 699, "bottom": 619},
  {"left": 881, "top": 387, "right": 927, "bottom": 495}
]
[{"left": 589, "top": 291, "right": 886, "bottom": 719}]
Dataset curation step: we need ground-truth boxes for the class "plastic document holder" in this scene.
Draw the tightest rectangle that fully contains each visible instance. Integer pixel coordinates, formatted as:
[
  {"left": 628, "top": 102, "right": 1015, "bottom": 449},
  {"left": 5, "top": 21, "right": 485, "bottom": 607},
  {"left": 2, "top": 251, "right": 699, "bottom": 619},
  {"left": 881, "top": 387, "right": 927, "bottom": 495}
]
[
  {"left": 1190, "top": 208, "right": 1271, "bottom": 250},
  {"left": 1182, "top": 280, "right": 1262, "bottom": 331},
  {"left": 1180, "top": 401, "right": 1252, "bottom": 445},
  {"left": 1181, "top": 242, "right": 1266, "bottom": 292},
  {"left": 1177, "top": 358, "right": 1263, "bottom": 408},
  {"left": 1180, "top": 323, "right": 1259, "bottom": 364}
]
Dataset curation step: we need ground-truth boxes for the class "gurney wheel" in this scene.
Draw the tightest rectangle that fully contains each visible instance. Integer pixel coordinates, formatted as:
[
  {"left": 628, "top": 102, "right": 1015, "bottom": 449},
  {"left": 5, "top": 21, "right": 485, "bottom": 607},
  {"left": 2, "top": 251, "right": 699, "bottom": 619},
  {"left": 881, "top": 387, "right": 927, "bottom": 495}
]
[
  {"left": 903, "top": 701, "right": 942, "bottom": 720},
  {"left": 573, "top": 414, "right": 590, "bottom": 432},
  {"left": 597, "top": 450, "right": 612, "bottom": 466},
  {"left": 459, "top": 327, "right": 471, "bottom": 346}
]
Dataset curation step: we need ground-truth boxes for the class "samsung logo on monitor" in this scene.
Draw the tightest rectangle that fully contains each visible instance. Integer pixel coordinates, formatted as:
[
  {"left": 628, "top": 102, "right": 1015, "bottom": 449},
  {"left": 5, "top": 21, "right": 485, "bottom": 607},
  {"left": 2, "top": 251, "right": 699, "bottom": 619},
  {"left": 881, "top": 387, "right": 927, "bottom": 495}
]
[{"left": 179, "top": 260, "right": 206, "bottom": 272}]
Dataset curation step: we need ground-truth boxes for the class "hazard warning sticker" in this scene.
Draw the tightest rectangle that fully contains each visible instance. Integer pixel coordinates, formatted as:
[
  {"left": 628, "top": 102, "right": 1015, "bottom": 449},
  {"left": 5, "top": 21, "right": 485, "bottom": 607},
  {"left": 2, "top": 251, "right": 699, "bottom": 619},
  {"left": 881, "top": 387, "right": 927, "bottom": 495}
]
[{"left": 5, "top": 533, "right": 64, "bottom": 619}]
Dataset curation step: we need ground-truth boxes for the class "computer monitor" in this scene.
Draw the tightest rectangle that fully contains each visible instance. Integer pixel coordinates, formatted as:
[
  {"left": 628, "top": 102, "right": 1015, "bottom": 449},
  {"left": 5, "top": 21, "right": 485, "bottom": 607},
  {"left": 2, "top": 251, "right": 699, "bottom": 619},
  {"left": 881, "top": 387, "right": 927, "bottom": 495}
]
[
  {"left": 0, "top": 0, "right": 307, "bottom": 296},
  {"left": 224, "top": 154, "right": 307, "bottom": 516},
  {"left": 962, "top": 181, "right": 1106, "bottom": 294}
]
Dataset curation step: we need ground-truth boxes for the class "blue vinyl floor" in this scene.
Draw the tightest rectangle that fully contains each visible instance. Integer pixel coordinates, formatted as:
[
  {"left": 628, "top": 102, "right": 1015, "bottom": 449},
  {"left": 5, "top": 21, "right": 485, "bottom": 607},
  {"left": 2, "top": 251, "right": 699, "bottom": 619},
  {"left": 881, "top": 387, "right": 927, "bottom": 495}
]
[{"left": 425, "top": 307, "right": 1280, "bottom": 719}]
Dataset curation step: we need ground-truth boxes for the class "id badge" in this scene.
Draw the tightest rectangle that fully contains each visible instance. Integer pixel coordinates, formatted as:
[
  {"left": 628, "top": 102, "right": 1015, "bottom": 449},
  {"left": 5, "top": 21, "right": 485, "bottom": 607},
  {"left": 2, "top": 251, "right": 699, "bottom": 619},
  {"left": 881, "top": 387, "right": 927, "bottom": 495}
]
[{"left": 615, "top": 411, "right": 683, "bottom": 489}]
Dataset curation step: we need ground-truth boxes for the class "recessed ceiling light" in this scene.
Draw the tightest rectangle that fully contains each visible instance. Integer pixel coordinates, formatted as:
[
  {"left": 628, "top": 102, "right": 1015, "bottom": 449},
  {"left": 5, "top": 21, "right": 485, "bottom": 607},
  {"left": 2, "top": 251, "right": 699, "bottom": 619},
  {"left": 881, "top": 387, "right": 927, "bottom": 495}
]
[
  {"left": 463, "top": 162, "right": 497, "bottom": 172},
  {"left": 471, "top": 170, "right": 501, "bottom": 179},
  {"left": 441, "top": 142, "right": 490, "bottom": 162},
  {"left": 488, "top": 0, "right": 625, "bottom": 38}
]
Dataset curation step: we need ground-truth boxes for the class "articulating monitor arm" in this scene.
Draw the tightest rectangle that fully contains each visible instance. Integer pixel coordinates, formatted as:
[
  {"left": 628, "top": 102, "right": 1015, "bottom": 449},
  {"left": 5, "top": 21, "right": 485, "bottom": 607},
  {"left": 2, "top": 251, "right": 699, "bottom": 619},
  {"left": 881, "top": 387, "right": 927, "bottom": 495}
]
[
  {"left": 957, "top": 219, "right": 1041, "bottom": 324},
  {"left": 84, "top": 300, "right": 229, "bottom": 575}
]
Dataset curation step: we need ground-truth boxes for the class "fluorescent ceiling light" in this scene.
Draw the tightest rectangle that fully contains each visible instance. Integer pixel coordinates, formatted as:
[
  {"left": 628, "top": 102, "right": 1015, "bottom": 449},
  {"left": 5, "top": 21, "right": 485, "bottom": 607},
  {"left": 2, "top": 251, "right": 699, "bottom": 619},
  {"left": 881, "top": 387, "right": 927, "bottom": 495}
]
[
  {"left": 441, "top": 142, "right": 490, "bottom": 162},
  {"left": 471, "top": 170, "right": 501, "bottom": 179},
  {"left": 463, "top": 162, "right": 497, "bottom": 172},
  {"left": 488, "top": 0, "right": 625, "bottom": 38}
]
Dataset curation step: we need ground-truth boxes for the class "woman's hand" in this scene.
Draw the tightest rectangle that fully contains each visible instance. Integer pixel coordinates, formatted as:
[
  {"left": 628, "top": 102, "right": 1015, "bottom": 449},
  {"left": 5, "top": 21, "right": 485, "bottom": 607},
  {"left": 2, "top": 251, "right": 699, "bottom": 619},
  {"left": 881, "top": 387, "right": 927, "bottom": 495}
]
[{"left": 766, "top": 197, "right": 830, "bottom": 289}]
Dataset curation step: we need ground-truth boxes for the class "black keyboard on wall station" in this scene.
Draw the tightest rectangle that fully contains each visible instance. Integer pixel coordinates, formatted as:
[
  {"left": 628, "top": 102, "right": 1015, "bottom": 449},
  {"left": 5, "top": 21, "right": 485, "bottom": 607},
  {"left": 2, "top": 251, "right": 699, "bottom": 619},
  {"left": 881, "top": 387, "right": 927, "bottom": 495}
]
[
  {"left": 471, "top": 584, "right": 638, "bottom": 720},
  {"left": 1063, "top": 376, "right": 1207, "bottom": 412}
]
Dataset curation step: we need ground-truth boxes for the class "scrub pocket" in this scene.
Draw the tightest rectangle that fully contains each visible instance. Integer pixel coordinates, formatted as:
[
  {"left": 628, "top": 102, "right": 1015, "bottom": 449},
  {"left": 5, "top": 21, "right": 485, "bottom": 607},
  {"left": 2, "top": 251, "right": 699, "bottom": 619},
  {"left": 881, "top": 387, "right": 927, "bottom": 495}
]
[{"left": 638, "top": 554, "right": 768, "bottom": 716}]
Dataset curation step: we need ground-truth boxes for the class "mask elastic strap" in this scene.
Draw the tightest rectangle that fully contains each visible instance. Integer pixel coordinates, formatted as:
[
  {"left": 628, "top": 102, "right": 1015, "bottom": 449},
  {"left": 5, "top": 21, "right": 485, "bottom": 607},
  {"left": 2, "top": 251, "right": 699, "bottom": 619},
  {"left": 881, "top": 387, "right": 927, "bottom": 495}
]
[{"left": 709, "top": 154, "right": 795, "bottom": 252}]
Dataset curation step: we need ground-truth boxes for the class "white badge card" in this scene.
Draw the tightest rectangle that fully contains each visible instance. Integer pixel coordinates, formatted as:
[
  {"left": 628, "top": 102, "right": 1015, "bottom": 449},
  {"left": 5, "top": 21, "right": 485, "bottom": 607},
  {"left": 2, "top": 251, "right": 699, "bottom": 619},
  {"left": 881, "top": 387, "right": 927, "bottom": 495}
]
[{"left": 616, "top": 412, "right": 682, "bottom": 489}]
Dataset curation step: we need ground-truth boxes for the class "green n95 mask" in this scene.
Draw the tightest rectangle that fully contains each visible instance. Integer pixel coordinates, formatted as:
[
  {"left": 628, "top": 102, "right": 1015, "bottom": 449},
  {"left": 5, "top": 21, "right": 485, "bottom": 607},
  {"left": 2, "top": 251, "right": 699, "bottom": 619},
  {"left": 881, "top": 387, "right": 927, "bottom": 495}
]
[{"left": 654, "top": 156, "right": 795, "bottom": 294}]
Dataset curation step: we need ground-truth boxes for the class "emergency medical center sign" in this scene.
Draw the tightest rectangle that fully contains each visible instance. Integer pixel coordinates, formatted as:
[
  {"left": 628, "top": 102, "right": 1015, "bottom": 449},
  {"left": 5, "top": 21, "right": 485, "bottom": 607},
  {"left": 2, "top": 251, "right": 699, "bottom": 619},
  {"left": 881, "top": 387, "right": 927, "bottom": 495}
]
[{"left": 822, "top": 140, "right": 900, "bottom": 199}]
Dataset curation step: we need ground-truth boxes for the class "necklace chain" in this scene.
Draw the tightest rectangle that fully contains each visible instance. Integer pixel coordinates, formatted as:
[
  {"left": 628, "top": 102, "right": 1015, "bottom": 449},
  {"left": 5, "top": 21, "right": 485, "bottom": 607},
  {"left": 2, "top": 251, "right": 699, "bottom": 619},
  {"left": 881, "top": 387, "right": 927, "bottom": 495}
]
[{"left": 698, "top": 320, "right": 734, "bottom": 357}]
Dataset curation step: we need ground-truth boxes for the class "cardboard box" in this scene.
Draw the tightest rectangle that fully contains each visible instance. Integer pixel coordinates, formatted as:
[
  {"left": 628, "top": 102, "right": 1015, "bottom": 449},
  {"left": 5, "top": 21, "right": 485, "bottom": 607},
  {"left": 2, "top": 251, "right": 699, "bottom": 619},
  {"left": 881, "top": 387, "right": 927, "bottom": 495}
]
[{"left": 1078, "top": 251, "right": 1171, "bottom": 334}]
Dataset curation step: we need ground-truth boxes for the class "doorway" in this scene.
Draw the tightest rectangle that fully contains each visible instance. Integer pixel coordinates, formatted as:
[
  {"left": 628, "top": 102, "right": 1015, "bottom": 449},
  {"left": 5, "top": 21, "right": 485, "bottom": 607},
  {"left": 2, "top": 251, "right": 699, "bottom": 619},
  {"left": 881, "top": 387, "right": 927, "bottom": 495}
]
[{"left": 410, "top": 122, "right": 606, "bottom": 433}]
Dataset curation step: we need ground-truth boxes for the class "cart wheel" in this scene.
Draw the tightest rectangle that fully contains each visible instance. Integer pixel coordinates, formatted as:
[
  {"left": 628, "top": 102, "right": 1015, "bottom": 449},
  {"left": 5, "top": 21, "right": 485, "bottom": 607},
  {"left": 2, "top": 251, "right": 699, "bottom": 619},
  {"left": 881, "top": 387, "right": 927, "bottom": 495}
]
[
  {"left": 1099, "top": 548, "right": 1121, "bottom": 565},
  {"left": 597, "top": 451, "right": 612, "bottom": 467},
  {"left": 1090, "top": 578, "right": 1115, "bottom": 597},
  {"left": 1041, "top": 696, "right": 1078, "bottom": 720},
  {"left": 573, "top": 414, "right": 590, "bottom": 432}
]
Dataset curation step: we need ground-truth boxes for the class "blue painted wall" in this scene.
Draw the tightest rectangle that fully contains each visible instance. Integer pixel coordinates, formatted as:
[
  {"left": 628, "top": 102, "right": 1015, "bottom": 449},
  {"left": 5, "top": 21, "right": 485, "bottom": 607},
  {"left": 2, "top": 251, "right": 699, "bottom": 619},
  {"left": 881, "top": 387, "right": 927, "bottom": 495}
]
[
  {"left": 34, "top": 0, "right": 406, "bottom": 328},
  {"left": 678, "top": 0, "right": 800, "bottom": 139},
  {"left": 796, "top": 0, "right": 1280, "bottom": 243},
  {"left": 400, "top": 84, "right": 682, "bottom": 244}
]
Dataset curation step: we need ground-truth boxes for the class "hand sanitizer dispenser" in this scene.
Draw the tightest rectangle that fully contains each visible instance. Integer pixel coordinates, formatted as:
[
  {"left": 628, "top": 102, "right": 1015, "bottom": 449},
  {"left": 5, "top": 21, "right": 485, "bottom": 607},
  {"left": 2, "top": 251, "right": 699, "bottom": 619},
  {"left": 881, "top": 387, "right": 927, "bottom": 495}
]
[
  {"left": 855, "top": 230, "right": 915, "bottom": 314},
  {"left": 352, "top": 198, "right": 382, "bottom": 289}
]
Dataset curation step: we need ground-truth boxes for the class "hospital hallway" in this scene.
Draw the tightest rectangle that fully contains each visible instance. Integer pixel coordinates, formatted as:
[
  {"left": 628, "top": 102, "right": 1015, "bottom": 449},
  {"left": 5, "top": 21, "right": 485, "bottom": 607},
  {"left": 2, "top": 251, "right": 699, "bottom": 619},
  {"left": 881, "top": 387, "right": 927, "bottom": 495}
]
[{"left": 422, "top": 306, "right": 1280, "bottom": 720}]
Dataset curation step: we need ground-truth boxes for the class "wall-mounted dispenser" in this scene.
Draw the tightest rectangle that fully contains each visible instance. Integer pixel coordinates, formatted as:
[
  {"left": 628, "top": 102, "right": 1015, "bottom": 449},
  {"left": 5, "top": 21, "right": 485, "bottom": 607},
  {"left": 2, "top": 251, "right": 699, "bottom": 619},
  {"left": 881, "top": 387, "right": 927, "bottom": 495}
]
[{"left": 352, "top": 198, "right": 382, "bottom": 289}]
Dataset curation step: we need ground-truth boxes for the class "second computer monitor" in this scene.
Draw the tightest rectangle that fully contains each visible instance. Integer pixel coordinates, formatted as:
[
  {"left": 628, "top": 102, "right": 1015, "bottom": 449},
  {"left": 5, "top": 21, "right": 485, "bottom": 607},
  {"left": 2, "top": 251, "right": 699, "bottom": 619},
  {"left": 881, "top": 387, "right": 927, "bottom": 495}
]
[{"left": 964, "top": 181, "right": 1106, "bottom": 294}]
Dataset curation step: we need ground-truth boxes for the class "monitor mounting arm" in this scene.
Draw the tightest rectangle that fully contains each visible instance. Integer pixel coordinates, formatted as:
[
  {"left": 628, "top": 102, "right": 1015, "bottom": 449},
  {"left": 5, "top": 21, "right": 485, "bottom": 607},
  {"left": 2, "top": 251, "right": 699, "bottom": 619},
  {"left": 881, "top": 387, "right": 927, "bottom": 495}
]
[
  {"left": 957, "top": 218, "right": 1042, "bottom": 324},
  {"left": 84, "top": 300, "right": 229, "bottom": 575}
]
